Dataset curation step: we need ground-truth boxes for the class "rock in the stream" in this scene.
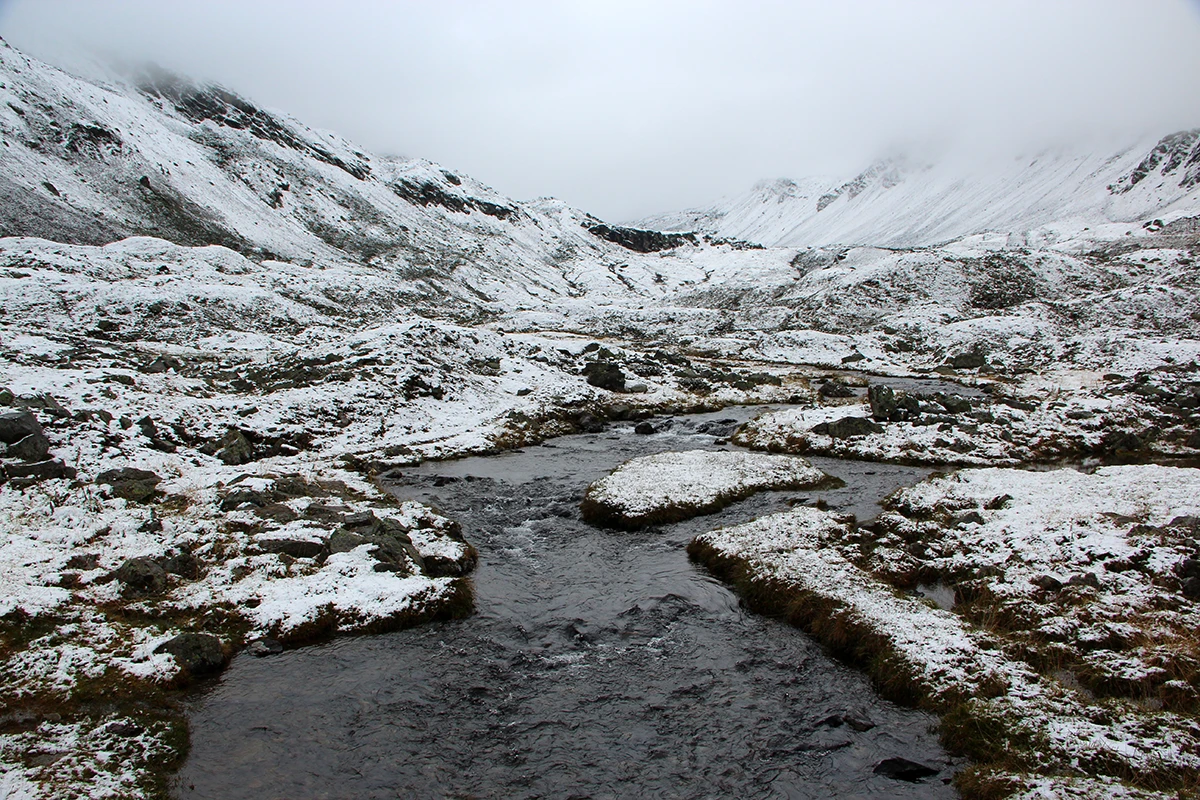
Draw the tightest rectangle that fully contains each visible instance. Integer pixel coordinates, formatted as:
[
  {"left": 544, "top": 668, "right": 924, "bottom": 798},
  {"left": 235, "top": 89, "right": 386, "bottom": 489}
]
[
  {"left": 154, "top": 633, "right": 227, "bottom": 676},
  {"left": 96, "top": 467, "right": 162, "bottom": 502},
  {"left": 634, "top": 421, "right": 655, "bottom": 435},
  {"left": 113, "top": 557, "right": 167, "bottom": 595},
  {"left": 246, "top": 638, "right": 284, "bottom": 657},
  {"left": 873, "top": 757, "right": 939, "bottom": 782}
]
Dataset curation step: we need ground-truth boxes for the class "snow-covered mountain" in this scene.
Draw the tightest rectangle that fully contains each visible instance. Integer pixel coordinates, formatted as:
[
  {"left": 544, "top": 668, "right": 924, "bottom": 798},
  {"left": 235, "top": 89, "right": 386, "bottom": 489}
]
[{"left": 640, "top": 135, "right": 1200, "bottom": 248}]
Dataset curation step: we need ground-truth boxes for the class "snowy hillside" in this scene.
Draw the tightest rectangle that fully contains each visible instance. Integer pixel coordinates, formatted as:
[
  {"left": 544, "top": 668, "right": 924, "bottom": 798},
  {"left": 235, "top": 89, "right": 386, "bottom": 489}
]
[{"left": 640, "top": 135, "right": 1200, "bottom": 248}]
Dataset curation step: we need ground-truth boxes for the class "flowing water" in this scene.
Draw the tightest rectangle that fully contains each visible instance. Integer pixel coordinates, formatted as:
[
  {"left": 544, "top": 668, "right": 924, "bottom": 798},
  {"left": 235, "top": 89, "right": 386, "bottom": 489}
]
[{"left": 175, "top": 406, "right": 959, "bottom": 799}]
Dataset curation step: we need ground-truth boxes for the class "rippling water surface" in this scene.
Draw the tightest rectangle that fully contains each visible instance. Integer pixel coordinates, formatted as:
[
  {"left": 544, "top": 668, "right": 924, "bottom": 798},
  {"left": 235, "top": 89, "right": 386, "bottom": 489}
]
[{"left": 176, "top": 406, "right": 958, "bottom": 799}]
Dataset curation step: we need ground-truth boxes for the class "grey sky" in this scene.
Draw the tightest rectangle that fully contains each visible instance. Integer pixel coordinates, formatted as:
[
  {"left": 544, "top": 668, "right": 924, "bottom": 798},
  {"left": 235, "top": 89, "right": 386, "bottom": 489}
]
[{"left": 3, "top": 0, "right": 1200, "bottom": 221}]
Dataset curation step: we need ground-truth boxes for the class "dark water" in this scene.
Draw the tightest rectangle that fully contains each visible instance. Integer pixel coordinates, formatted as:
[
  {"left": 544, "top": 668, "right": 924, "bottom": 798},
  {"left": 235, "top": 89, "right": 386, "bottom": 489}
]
[{"left": 176, "top": 407, "right": 957, "bottom": 799}]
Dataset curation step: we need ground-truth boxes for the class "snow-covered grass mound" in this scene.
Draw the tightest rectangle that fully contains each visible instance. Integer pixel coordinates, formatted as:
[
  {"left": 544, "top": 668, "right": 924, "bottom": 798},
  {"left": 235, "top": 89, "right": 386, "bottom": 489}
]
[
  {"left": 580, "top": 449, "right": 830, "bottom": 528},
  {"left": 689, "top": 503, "right": 1200, "bottom": 799}
]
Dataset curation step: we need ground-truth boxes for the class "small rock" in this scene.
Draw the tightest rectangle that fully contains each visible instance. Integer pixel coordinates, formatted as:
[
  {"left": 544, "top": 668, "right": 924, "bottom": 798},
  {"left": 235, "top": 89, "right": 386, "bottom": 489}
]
[
  {"left": 5, "top": 459, "right": 74, "bottom": 481},
  {"left": 516, "top": 387, "right": 533, "bottom": 397},
  {"left": 113, "top": 557, "right": 166, "bottom": 595},
  {"left": 154, "top": 632, "right": 226, "bottom": 676},
  {"left": 948, "top": 350, "right": 987, "bottom": 370},
  {"left": 102, "top": 721, "right": 143, "bottom": 738},
  {"left": 328, "top": 530, "right": 368, "bottom": 553},
  {"left": 873, "top": 757, "right": 939, "bottom": 782},
  {"left": 984, "top": 494, "right": 1012, "bottom": 510},
  {"left": 626, "top": 382, "right": 649, "bottom": 393},
  {"left": 96, "top": 467, "right": 162, "bottom": 502},
  {"left": 577, "top": 413, "right": 605, "bottom": 433},
  {"left": 634, "top": 421, "right": 655, "bottom": 435},
  {"left": 937, "top": 393, "right": 972, "bottom": 414}
]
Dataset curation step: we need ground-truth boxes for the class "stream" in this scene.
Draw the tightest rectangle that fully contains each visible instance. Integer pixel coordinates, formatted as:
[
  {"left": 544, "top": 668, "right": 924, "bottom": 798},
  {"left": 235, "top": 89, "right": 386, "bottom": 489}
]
[{"left": 175, "top": 405, "right": 960, "bottom": 799}]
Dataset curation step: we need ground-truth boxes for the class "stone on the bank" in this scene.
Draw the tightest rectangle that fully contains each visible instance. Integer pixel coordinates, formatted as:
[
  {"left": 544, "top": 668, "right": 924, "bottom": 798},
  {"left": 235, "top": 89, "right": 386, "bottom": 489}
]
[
  {"left": 154, "top": 633, "right": 226, "bottom": 676},
  {"left": 582, "top": 360, "right": 626, "bottom": 392}
]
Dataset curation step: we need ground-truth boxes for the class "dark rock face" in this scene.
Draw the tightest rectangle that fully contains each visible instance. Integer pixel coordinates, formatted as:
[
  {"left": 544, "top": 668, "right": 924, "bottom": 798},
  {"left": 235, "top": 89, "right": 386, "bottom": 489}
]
[
  {"left": 113, "top": 557, "right": 167, "bottom": 595},
  {"left": 139, "top": 67, "right": 370, "bottom": 181},
  {"left": 0, "top": 411, "right": 49, "bottom": 461},
  {"left": 583, "top": 361, "right": 626, "bottom": 392},
  {"left": 154, "top": 632, "right": 227, "bottom": 676},
  {"left": 96, "top": 467, "right": 162, "bottom": 502},
  {"left": 585, "top": 223, "right": 698, "bottom": 253}
]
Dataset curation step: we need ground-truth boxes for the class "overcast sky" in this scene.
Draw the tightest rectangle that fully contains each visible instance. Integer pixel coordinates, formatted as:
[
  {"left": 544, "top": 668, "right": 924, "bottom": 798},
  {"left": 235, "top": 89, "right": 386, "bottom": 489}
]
[{"left": 3, "top": 0, "right": 1200, "bottom": 220}]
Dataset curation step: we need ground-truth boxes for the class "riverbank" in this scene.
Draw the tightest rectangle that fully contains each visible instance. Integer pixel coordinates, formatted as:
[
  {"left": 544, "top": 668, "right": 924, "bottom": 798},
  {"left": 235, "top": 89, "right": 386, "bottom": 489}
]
[{"left": 689, "top": 466, "right": 1200, "bottom": 798}]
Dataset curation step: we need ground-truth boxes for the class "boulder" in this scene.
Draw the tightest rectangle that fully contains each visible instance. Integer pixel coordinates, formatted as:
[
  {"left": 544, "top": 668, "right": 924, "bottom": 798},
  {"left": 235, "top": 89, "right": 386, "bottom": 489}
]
[
  {"left": 634, "top": 421, "right": 655, "bottom": 435},
  {"left": 154, "top": 633, "right": 226, "bottom": 676},
  {"left": 96, "top": 467, "right": 162, "bottom": 502},
  {"left": 0, "top": 411, "right": 49, "bottom": 461},
  {"left": 867, "top": 385, "right": 896, "bottom": 421},
  {"left": 818, "top": 379, "right": 856, "bottom": 398},
  {"left": 948, "top": 350, "right": 987, "bottom": 370},
  {"left": 5, "top": 459, "right": 74, "bottom": 482},
  {"left": 113, "top": 557, "right": 167, "bottom": 595},
  {"left": 582, "top": 361, "right": 626, "bottom": 392},
  {"left": 814, "top": 416, "right": 883, "bottom": 438},
  {"left": 937, "top": 393, "right": 972, "bottom": 414},
  {"left": 217, "top": 428, "right": 254, "bottom": 465}
]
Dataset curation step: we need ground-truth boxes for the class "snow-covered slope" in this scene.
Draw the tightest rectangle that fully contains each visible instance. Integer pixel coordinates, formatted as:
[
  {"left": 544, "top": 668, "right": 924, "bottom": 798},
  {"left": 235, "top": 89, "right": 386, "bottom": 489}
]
[
  {"left": 640, "top": 137, "right": 1200, "bottom": 248},
  {"left": 0, "top": 40, "right": 733, "bottom": 317}
]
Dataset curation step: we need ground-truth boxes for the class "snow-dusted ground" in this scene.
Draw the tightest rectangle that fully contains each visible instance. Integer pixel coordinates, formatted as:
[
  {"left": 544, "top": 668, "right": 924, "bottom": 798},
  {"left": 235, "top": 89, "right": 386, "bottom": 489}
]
[
  {"left": 0, "top": 37, "right": 1197, "bottom": 800},
  {"left": 580, "top": 449, "right": 828, "bottom": 527}
]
